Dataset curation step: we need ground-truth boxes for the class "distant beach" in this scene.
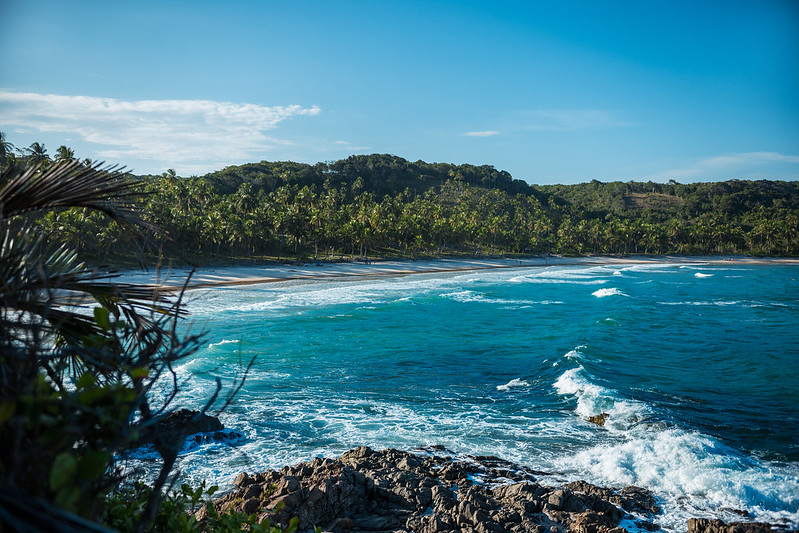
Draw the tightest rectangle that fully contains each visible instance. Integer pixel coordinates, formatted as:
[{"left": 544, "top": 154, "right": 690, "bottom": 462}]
[{"left": 119, "top": 255, "right": 799, "bottom": 290}]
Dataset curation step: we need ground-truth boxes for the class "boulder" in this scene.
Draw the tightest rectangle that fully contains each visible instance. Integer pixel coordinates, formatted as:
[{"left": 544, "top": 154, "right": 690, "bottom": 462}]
[
  {"left": 134, "top": 408, "right": 226, "bottom": 450},
  {"left": 687, "top": 518, "right": 776, "bottom": 533},
  {"left": 201, "top": 446, "right": 793, "bottom": 533},
  {"left": 207, "top": 447, "right": 649, "bottom": 532},
  {"left": 587, "top": 413, "right": 609, "bottom": 426}
]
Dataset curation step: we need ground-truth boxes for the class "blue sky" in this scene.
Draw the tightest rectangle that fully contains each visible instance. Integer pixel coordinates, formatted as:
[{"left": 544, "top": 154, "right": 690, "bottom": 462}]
[{"left": 1, "top": 0, "right": 797, "bottom": 184}]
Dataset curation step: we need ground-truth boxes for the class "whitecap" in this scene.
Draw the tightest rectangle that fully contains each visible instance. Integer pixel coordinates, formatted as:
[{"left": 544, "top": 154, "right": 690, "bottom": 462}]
[
  {"left": 553, "top": 365, "right": 650, "bottom": 429},
  {"left": 444, "top": 290, "right": 484, "bottom": 303},
  {"left": 563, "top": 348, "right": 584, "bottom": 360},
  {"left": 555, "top": 429, "right": 799, "bottom": 530},
  {"left": 208, "top": 339, "right": 239, "bottom": 349},
  {"left": 509, "top": 266, "right": 612, "bottom": 285},
  {"left": 553, "top": 363, "right": 799, "bottom": 528},
  {"left": 497, "top": 378, "right": 530, "bottom": 391},
  {"left": 695, "top": 272, "right": 714, "bottom": 278},
  {"left": 592, "top": 287, "right": 626, "bottom": 298}
]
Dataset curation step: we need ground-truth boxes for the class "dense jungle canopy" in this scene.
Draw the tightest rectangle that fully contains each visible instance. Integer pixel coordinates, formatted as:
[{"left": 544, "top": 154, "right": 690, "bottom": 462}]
[{"left": 4, "top": 147, "right": 798, "bottom": 264}]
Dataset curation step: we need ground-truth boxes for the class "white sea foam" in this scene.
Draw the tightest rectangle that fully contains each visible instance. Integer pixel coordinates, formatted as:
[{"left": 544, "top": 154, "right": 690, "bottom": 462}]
[
  {"left": 509, "top": 266, "right": 612, "bottom": 285},
  {"left": 563, "top": 348, "right": 584, "bottom": 360},
  {"left": 514, "top": 278, "right": 609, "bottom": 285},
  {"left": 496, "top": 378, "right": 530, "bottom": 391},
  {"left": 592, "top": 287, "right": 626, "bottom": 298},
  {"left": 658, "top": 300, "right": 744, "bottom": 307},
  {"left": 554, "top": 365, "right": 649, "bottom": 428},
  {"left": 556, "top": 429, "right": 799, "bottom": 529},
  {"left": 614, "top": 264, "right": 679, "bottom": 274},
  {"left": 208, "top": 339, "right": 239, "bottom": 348},
  {"left": 553, "top": 364, "right": 799, "bottom": 529},
  {"left": 444, "top": 290, "right": 555, "bottom": 307},
  {"left": 694, "top": 272, "right": 714, "bottom": 278}
]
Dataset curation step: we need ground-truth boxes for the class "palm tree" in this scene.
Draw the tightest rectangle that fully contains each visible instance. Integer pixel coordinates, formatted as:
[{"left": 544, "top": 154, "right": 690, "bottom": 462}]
[
  {"left": 0, "top": 131, "right": 16, "bottom": 168},
  {"left": 0, "top": 159, "right": 225, "bottom": 530},
  {"left": 55, "top": 144, "right": 76, "bottom": 162},
  {"left": 26, "top": 141, "right": 49, "bottom": 165}
]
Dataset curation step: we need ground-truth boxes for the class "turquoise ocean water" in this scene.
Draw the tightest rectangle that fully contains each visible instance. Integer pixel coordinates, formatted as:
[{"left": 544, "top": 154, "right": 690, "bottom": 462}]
[{"left": 131, "top": 262, "right": 799, "bottom": 530}]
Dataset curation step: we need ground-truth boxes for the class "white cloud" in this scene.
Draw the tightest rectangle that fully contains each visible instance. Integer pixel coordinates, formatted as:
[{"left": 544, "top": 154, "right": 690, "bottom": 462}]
[
  {"left": 0, "top": 90, "right": 320, "bottom": 172},
  {"left": 654, "top": 152, "right": 799, "bottom": 180},
  {"left": 463, "top": 130, "right": 500, "bottom": 137}
]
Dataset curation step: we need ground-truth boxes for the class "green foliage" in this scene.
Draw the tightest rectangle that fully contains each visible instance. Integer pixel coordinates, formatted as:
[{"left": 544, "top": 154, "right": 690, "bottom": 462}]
[
  {"left": 10, "top": 146, "right": 798, "bottom": 265},
  {"left": 103, "top": 481, "right": 316, "bottom": 533},
  {"left": 38, "top": 154, "right": 793, "bottom": 266},
  {"left": 0, "top": 159, "right": 223, "bottom": 531}
]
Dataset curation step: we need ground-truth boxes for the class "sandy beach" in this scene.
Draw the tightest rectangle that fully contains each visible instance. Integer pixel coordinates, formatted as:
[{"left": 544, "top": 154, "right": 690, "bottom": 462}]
[{"left": 119, "top": 255, "right": 799, "bottom": 291}]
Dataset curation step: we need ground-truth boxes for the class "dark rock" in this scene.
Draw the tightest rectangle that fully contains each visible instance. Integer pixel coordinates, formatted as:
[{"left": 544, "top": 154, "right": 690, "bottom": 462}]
[
  {"left": 208, "top": 448, "right": 642, "bottom": 532},
  {"left": 133, "top": 408, "right": 225, "bottom": 450},
  {"left": 204, "top": 447, "right": 791, "bottom": 533},
  {"left": 233, "top": 472, "right": 252, "bottom": 488},
  {"left": 566, "top": 481, "right": 659, "bottom": 516},
  {"left": 588, "top": 413, "right": 610, "bottom": 426},
  {"left": 687, "top": 518, "right": 779, "bottom": 533}
]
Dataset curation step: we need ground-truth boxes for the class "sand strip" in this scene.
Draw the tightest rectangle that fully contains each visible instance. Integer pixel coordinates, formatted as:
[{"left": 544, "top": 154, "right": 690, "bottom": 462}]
[{"left": 116, "top": 255, "right": 799, "bottom": 291}]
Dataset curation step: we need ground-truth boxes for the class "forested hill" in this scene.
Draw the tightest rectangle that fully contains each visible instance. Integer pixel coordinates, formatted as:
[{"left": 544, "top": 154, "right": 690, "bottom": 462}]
[
  {"left": 536, "top": 179, "right": 799, "bottom": 220},
  {"left": 199, "top": 154, "right": 535, "bottom": 198},
  {"left": 16, "top": 151, "right": 799, "bottom": 264},
  {"left": 196, "top": 154, "right": 798, "bottom": 221}
]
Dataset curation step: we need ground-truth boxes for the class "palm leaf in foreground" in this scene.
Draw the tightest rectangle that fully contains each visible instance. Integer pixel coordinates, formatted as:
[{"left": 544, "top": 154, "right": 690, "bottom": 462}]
[{"left": 0, "top": 159, "right": 212, "bottom": 530}]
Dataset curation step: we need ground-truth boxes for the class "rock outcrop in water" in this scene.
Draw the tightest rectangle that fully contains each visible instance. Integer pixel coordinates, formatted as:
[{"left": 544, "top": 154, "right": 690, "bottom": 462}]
[
  {"left": 687, "top": 518, "right": 779, "bottom": 533},
  {"left": 203, "top": 446, "right": 661, "bottom": 532},
  {"left": 133, "top": 409, "right": 241, "bottom": 451}
]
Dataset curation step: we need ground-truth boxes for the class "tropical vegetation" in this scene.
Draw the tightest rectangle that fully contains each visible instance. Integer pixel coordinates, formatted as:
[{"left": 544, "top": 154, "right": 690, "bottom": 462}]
[{"left": 0, "top": 150, "right": 286, "bottom": 531}]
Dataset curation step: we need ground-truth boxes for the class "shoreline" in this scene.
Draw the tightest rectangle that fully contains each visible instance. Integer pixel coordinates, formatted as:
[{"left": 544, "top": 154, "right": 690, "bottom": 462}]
[
  {"left": 121, "top": 255, "right": 799, "bottom": 291},
  {"left": 204, "top": 445, "right": 784, "bottom": 533}
]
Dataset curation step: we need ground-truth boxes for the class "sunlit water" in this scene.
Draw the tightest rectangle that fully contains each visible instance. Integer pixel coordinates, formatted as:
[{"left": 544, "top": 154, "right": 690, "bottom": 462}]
[{"left": 123, "top": 262, "right": 799, "bottom": 531}]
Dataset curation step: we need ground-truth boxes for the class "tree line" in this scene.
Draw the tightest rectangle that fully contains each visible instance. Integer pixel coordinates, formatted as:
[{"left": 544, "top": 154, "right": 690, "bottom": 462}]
[{"left": 2, "top": 140, "right": 797, "bottom": 265}]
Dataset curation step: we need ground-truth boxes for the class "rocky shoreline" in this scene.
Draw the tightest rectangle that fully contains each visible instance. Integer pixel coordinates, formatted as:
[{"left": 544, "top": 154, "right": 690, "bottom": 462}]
[{"left": 198, "top": 446, "right": 785, "bottom": 533}]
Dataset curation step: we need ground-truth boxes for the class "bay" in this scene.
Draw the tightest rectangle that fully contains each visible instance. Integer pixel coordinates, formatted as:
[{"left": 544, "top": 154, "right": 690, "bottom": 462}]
[{"left": 128, "top": 261, "right": 799, "bottom": 531}]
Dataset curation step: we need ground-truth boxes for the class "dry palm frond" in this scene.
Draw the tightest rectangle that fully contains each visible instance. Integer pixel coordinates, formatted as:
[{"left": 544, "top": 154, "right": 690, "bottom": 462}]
[
  {"left": 0, "top": 158, "right": 155, "bottom": 231},
  {"left": 0, "top": 159, "right": 182, "bottom": 380}
]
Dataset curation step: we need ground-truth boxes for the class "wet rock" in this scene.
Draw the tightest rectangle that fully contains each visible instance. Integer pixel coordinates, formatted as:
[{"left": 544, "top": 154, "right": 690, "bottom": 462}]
[
  {"left": 133, "top": 408, "right": 229, "bottom": 450},
  {"left": 203, "top": 446, "right": 794, "bottom": 533},
  {"left": 566, "top": 481, "right": 660, "bottom": 516},
  {"left": 208, "top": 447, "right": 658, "bottom": 532},
  {"left": 687, "top": 518, "right": 777, "bottom": 533},
  {"left": 588, "top": 413, "right": 610, "bottom": 426}
]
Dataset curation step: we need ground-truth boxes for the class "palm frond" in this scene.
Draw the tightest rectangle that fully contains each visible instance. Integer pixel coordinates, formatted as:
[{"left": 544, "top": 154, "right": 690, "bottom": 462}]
[{"left": 0, "top": 159, "right": 154, "bottom": 230}]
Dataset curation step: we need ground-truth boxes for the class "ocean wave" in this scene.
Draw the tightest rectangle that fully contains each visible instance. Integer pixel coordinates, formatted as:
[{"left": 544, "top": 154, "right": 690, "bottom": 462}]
[
  {"left": 694, "top": 272, "right": 714, "bottom": 278},
  {"left": 657, "top": 300, "right": 747, "bottom": 307},
  {"left": 496, "top": 378, "right": 530, "bottom": 391},
  {"left": 514, "top": 278, "right": 609, "bottom": 285},
  {"left": 553, "top": 364, "right": 799, "bottom": 529},
  {"left": 443, "top": 290, "right": 558, "bottom": 307},
  {"left": 612, "top": 264, "right": 680, "bottom": 275},
  {"left": 592, "top": 287, "right": 626, "bottom": 298},
  {"left": 553, "top": 365, "right": 649, "bottom": 429},
  {"left": 208, "top": 339, "right": 240, "bottom": 348},
  {"left": 563, "top": 348, "right": 585, "bottom": 360},
  {"left": 555, "top": 429, "right": 799, "bottom": 529},
  {"left": 509, "top": 266, "right": 613, "bottom": 285}
]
